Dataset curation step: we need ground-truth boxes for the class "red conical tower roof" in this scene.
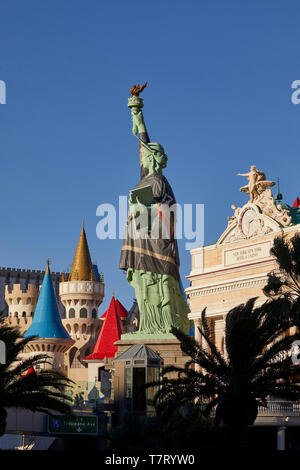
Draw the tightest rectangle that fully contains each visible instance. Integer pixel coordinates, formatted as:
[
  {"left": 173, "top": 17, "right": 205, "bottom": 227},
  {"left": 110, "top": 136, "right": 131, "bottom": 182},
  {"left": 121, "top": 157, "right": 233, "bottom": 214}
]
[
  {"left": 101, "top": 298, "right": 128, "bottom": 320},
  {"left": 84, "top": 295, "right": 124, "bottom": 360},
  {"left": 115, "top": 299, "right": 128, "bottom": 319},
  {"left": 293, "top": 197, "right": 300, "bottom": 208}
]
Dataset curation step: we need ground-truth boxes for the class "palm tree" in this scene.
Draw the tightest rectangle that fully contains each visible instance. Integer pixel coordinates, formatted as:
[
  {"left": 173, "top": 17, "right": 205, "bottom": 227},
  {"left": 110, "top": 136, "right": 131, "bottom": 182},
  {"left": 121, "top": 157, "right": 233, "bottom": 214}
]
[
  {"left": 263, "top": 233, "right": 300, "bottom": 320},
  {"left": 0, "top": 319, "right": 74, "bottom": 436},
  {"left": 149, "top": 298, "right": 300, "bottom": 449}
]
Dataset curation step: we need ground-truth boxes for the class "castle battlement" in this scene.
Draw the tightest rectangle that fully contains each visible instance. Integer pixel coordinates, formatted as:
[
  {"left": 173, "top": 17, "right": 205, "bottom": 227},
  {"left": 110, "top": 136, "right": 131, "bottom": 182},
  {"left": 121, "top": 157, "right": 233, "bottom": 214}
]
[
  {"left": 5, "top": 282, "right": 38, "bottom": 320},
  {"left": 5, "top": 283, "right": 38, "bottom": 297},
  {"left": 0, "top": 267, "right": 62, "bottom": 277},
  {"left": 59, "top": 280, "right": 104, "bottom": 297}
]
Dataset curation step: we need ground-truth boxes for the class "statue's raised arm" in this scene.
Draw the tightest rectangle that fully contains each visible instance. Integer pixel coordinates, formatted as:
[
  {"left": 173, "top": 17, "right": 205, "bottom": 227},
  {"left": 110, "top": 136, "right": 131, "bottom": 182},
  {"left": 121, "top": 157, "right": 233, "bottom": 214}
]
[
  {"left": 128, "top": 82, "right": 149, "bottom": 137},
  {"left": 128, "top": 82, "right": 168, "bottom": 180},
  {"left": 128, "top": 82, "right": 152, "bottom": 179}
]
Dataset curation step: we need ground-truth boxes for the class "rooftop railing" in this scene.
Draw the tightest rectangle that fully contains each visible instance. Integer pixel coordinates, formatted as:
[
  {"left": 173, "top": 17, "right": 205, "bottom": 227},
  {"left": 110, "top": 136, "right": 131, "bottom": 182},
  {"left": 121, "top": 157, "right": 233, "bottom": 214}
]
[{"left": 258, "top": 401, "right": 300, "bottom": 416}]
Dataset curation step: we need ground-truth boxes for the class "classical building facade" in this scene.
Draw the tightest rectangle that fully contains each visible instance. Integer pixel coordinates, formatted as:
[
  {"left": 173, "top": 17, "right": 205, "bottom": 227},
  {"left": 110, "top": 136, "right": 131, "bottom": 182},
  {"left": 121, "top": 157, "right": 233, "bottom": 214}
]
[{"left": 186, "top": 166, "right": 300, "bottom": 352}]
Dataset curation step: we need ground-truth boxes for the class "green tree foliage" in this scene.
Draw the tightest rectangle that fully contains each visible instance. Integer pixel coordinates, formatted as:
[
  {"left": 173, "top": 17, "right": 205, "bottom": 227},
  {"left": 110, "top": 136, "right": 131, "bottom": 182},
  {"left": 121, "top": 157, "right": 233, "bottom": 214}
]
[
  {"left": 263, "top": 234, "right": 300, "bottom": 325},
  {"left": 149, "top": 299, "right": 300, "bottom": 448}
]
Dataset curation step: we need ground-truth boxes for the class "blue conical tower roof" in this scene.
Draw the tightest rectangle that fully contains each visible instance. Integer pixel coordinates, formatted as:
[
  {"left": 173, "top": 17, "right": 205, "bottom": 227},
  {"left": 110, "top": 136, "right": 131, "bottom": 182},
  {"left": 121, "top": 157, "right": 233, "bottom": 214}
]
[{"left": 24, "top": 261, "right": 70, "bottom": 339}]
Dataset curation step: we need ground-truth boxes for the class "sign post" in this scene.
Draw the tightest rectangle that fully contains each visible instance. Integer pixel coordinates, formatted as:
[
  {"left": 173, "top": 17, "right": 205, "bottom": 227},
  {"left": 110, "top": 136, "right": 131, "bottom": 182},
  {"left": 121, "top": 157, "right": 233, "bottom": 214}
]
[{"left": 48, "top": 415, "right": 98, "bottom": 435}]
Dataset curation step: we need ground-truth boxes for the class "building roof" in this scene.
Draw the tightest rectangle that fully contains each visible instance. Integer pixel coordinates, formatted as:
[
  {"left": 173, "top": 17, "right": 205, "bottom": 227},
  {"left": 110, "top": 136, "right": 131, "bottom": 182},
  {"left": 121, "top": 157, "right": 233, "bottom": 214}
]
[
  {"left": 83, "top": 295, "right": 124, "bottom": 360},
  {"left": 101, "top": 297, "right": 128, "bottom": 319},
  {"left": 275, "top": 198, "right": 300, "bottom": 225},
  {"left": 293, "top": 197, "right": 300, "bottom": 208},
  {"left": 92, "top": 264, "right": 100, "bottom": 282},
  {"left": 24, "top": 261, "right": 70, "bottom": 339},
  {"left": 275, "top": 199, "right": 291, "bottom": 211},
  {"left": 20, "top": 366, "right": 36, "bottom": 378},
  {"left": 69, "top": 224, "right": 95, "bottom": 281},
  {"left": 113, "top": 344, "right": 162, "bottom": 366}
]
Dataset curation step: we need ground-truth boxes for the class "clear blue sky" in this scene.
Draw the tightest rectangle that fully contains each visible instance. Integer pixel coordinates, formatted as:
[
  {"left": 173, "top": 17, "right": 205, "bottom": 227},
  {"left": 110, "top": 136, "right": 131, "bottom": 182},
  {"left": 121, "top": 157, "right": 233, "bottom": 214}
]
[{"left": 1, "top": 0, "right": 300, "bottom": 313}]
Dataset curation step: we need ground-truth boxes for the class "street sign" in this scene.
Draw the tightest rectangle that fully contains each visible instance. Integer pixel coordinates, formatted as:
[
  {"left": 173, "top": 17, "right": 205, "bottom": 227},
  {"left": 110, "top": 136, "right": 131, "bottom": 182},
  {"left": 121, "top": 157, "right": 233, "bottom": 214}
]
[{"left": 47, "top": 415, "right": 98, "bottom": 435}]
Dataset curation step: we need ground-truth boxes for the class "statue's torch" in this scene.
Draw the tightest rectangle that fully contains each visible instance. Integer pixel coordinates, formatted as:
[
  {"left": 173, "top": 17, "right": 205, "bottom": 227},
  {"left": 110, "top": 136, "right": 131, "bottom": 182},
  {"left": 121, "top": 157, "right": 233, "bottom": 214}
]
[{"left": 127, "top": 82, "right": 150, "bottom": 178}]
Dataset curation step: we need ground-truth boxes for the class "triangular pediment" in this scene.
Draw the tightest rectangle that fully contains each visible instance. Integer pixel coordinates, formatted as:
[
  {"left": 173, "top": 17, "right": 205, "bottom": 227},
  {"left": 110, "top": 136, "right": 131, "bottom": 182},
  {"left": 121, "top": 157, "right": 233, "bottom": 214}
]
[{"left": 218, "top": 202, "right": 282, "bottom": 245}]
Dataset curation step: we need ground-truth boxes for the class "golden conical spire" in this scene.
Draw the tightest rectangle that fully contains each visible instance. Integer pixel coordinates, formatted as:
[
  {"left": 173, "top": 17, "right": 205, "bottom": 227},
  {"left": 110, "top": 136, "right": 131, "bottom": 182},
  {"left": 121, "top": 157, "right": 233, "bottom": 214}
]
[
  {"left": 69, "top": 225, "right": 95, "bottom": 282},
  {"left": 45, "top": 258, "right": 50, "bottom": 274}
]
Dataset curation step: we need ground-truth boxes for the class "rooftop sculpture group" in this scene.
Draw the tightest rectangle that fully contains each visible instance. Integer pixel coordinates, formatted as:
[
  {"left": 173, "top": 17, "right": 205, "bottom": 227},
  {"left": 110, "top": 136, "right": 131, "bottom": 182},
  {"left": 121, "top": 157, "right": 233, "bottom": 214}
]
[
  {"left": 220, "top": 165, "right": 292, "bottom": 244},
  {"left": 238, "top": 165, "right": 275, "bottom": 203}
]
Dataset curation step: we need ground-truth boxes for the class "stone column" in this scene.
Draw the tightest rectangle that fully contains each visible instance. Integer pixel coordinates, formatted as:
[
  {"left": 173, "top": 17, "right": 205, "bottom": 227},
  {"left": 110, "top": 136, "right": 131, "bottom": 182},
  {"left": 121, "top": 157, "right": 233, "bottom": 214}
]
[
  {"left": 215, "top": 317, "right": 225, "bottom": 356},
  {"left": 194, "top": 318, "right": 202, "bottom": 346},
  {"left": 277, "top": 426, "right": 286, "bottom": 451},
  {"left": 221, "top": 314, "right": 228, "bottom": 360},
  {"left": 194, "top": 318, "right": 202, "bottom": 372}
]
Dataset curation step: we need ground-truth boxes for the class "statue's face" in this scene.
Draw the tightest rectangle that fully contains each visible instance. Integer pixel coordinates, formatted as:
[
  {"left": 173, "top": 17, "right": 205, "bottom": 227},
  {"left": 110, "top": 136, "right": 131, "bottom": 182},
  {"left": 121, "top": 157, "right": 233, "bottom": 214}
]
[
  {"left": 141, "top": 148, "right": 153, "bottom": 170},
  {"left": 141, "top": 145, "right": 167, "bottom": 174}
]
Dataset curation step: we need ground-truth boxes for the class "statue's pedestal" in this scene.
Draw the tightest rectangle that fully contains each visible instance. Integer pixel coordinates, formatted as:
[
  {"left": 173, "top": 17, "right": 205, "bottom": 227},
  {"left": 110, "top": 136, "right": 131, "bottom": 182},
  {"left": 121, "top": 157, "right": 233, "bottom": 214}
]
[
  {"left": 114, "top": 334, "right": 189, "bottom": 370},
  {"left": 113, "top": 333, "right": 189, "bottom": 420},
  {"left": 113, "top": 335, "right": 189, "bottom": 420}
]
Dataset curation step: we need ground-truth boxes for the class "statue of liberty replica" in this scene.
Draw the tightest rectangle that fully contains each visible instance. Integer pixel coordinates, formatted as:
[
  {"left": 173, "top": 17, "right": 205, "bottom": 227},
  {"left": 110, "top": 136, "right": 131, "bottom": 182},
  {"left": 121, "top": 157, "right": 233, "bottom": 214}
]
[{"left": 120, "top": 83, "right": 190, "bottom": 338}]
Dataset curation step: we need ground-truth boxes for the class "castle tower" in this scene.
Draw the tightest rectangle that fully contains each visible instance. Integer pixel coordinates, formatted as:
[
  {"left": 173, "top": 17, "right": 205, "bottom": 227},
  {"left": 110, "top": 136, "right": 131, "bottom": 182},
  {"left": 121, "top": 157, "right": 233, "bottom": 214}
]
[
  {"left": 24, "top": 261, "right": 74, "bottom": 373},
  {"left": 5, "top": 282, "right": 38, "bottom": 334},
  {"left": 59, "top": 224, "right": 104, "bottom": 396}
]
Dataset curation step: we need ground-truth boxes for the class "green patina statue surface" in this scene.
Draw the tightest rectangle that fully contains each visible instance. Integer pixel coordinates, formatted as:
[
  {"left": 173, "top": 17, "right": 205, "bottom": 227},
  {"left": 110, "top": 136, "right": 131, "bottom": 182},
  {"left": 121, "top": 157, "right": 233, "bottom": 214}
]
[{"left": 119, "top": 85, "right": 190, "bottom": 338}]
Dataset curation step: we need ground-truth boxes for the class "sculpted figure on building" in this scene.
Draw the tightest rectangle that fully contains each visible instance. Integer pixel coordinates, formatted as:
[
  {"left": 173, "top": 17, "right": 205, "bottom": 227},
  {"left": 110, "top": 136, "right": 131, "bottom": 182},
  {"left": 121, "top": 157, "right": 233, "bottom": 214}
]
[
  {"left": 238, "top": 165, "right": 275, "bottom": 203},
  {"left": 219, "top": 166, "right": 293, "bottom": 245}
]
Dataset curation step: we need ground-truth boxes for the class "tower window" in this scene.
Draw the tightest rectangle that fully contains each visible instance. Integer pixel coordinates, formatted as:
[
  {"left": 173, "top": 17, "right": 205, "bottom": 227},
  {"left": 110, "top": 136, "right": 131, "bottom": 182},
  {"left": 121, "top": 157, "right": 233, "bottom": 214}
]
[
  {"left": 79, "top": 308, "right": 87, "bottom": 318},
  {"left": 69, "top": 347, "right": 84, "bottom": 369},
  {"left": 69, "top": 308, "right": 75, "bottom": 318},
  {"left": 92, "top": 308, "right": 97, "bottom": 319}
]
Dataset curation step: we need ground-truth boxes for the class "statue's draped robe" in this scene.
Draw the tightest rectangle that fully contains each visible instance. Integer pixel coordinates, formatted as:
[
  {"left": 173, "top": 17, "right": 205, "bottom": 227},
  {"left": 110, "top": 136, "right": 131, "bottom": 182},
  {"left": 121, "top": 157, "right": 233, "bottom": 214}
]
[
  {"left": 119, "top": 126, "right": 189, "bottom": 335},
  {"left": 119, "top": 173, "right": 180, "bottom": 282}
]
